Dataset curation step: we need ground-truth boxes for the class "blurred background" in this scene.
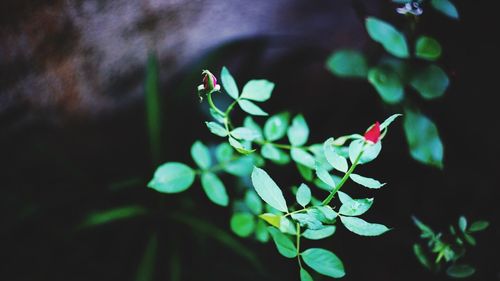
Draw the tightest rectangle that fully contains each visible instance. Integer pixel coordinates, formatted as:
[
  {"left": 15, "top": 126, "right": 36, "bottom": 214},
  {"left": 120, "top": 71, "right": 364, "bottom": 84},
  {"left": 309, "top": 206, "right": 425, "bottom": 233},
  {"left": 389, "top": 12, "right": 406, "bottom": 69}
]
[{"left": 1, "top": 0, "right": 498, "bottom": 280}]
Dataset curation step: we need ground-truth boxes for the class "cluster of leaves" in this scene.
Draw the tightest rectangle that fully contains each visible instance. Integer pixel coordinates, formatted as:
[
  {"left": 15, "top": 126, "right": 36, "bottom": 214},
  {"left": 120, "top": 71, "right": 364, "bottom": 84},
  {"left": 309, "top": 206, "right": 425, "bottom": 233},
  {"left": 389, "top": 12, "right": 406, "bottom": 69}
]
[
  {"left": 326, "top": 0, "right": 460, "bottom": 168},
  {"left": 149, "top": 67, "right": 401, "bottom": 280},
  {"left": 412, "top": 216, "right": 489, "bottom": 278}
]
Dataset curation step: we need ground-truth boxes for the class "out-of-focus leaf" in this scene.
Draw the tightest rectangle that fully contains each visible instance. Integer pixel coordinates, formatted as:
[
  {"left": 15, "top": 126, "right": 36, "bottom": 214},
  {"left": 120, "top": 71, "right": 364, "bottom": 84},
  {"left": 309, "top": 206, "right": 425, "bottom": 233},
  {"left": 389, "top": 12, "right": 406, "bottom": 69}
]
[
  {"left": 365, "top": 17, "right": 409, "bottom": 58},
  {"left": 326, "top": 50, "right": 368, "bottom": 78}
]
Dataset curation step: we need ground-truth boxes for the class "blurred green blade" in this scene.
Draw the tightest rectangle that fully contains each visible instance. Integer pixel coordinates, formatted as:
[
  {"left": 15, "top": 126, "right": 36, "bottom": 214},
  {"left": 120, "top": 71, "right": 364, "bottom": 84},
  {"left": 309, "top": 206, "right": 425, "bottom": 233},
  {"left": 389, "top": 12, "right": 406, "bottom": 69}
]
[
  {"left": 146, "top": 52, "right": 162, "bottom": 165},
  {"left": 135, "top": 233, "right": 158, "bottom": 281},
  {"left": 79, "top": 205, "right": 148, "bottom": 228}
]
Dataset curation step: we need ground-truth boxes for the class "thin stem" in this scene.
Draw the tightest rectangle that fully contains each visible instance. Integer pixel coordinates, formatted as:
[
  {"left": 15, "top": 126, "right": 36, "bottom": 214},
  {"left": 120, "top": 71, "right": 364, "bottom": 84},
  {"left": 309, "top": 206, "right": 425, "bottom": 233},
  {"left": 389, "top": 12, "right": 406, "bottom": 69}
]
[
  {"left": 207, "top": 92, "right": 225, "bottom": 116},
  {"left": 284, "top": 208, "right": 308, "bottom": 218},
  {"left": 322, "top": 145, "right": 365, "bottom": 205},
  {"left": 296, "top": 223, "right": 302, "bottom": 268},
  {"left": 223, "top": 100, "right": 238, "bottom": 132}
]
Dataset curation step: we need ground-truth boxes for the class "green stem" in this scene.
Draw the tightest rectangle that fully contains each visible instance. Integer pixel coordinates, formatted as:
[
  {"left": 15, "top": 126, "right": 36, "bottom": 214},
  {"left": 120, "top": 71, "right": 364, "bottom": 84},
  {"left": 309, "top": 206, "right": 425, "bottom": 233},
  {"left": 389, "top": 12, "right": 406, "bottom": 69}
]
[
  {"left": 321, "top": 146, "right": 365, "bottom": 206},
  {"left": 223, "top": 100, "right": 238, "bottom": 132},
  {"left": 296, "top": 223, "right": 302, "bottom": 268},
  {"left": 207, "top": 92, "right": 225, "bottom": 116},
  {"left": 284, "top": 208, "right": 308, "bottom": 218}
]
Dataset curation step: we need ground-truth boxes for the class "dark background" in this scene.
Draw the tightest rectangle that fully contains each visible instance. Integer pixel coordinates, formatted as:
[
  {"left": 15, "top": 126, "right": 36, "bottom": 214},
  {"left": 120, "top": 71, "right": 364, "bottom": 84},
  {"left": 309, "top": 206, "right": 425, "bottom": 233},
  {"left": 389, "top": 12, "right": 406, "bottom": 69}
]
[{"left": 1, "top": 0, "right": 498, "bottom": 280}]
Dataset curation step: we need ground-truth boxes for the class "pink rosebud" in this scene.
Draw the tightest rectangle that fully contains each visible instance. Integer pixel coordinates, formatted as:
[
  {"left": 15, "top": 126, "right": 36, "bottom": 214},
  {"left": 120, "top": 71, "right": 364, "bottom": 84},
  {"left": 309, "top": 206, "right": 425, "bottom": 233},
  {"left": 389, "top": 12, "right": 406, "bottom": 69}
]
[
  {"left": 364, "top": 121, "right": 381, "bottom": 143},
  {"left": 202, "top": 70, "right": 218, "bottom": 92}
]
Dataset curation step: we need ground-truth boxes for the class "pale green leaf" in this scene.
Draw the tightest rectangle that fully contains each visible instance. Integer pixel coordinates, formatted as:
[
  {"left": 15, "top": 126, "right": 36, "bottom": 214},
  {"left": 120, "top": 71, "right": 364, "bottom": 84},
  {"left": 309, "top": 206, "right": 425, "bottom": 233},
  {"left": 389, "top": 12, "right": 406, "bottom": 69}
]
[
  {"left": 323, "top": 138, "right": 348, "bottom": 173},
  {"left": 191, "top": 141, "right": 211, "bottom": 169},
  {"left": 303, "top": 226, "right": 336, "bottom": 240},
  {"left": 315, "top": 205, "right": 337, "bottom": 221},
  {"left": 201, "top": 172, "right": 229, "bottom": 206},
  {"left": 205, "top": 121, "right": 228, "bottom": 137},
  {"left": 231, "top": 127, "right": 260, "bottom": 141},
  {"left": 241, "top": 79, "right": 275, "bottom": 102},
  {"left": 291, "top": 213, "right": 323, "bottom": 230},
  {"left": 264, "top": 112, "right": 290, "bottom": 141},
  {"left": 261, "top": 144, "right": 290, "bottom": 164},
  {"left": 221, "top": 66, "right": 239, "bottom": 99},
  {"left": 368, "top": 66, "right": 404, "bottom": 104},
  {"left": 315, "top": 164, "right": 336, "bottom": 188},
  {"left": 350, "top": 173, "right": 385, "bottom": 189},
  {"left": 245, "top": 191, "right": 263, "bottom": 215},
  {"left": 380, "top": 114, "right": 403, "bottom": 130},
  {"left": 458, "top": 216, "right": 467, "bottom": 232},
  {"left": 287, "top": 114, "right": 309, "bottom": 146},
  {"left": 255, "top": 220, "right": 270, "bottom": 242},
  {"left": 224, "top": 156, "right": 254, "bottom": 176},
  {"left": 431, "top": 0, "right": 459, "bottom": 19},
  {"left": 238, "top": 99, "right": 268, "bottom": 116},
  {"left": 338, "top": 191, "right": 374, "bottom": 216},
  {"left": 216, "top": 143, "right": 233, "bottom": 163},
  {"left": 340, "top": 216, "right": 390, "bottom": 236},
  {"left": 243, "top": 116, "right": 263, "bottom": 140},
  {"left": 296, "top": 183, "right": 312, "bottom": 207},
  {"left": 291, "top": 148, "right": 315, "bottom": 169},
  {"left": 148, "top": 162, "right": 195, "bottom": 193},
  {"left": 251, "top": 167, "right": 288, "bottom": 212},
  {"left": 301, "top": 248, "right": 345, "bottom": 278}
]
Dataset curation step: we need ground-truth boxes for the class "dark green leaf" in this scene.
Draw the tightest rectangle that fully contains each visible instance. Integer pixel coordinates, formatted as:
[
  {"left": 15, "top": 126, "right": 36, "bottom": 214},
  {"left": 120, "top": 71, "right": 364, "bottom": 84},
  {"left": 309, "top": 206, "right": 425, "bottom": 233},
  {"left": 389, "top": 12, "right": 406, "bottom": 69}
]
[
  {"left": 326, "top": 50, "right": 368, "bottom": 78},
  {"left": 230, "top": 212, "right": 255, "bottom": 237},
  {"left": 255, "top": 220, "right": 270, "bottom": 242},
  {"left": 410, "top": 65, "right": 449, "bottom": 99},
  {"left": 368, "top": 66, "right": 404, "bottom": 104},
  {"left": 80, "top": 205, "right": 147, "bottom": 228},
  {"left": 403, "top": 110, "right": 444, "bottom": 168},
  {"left": 300, "top": 268, "right": 314, "bottom": 281},
  {"left": 301, "top": 248, "right": 345, "bottom": 278},
  {"left": 365, "top": 17, "right": 409, "bottom": 58},
  {"left": 413, "top": 244, "right": 432, "bottom": 270},
  {"left": 415, "top": 36, "right": 442, "bottom": 60},
  {"left": 446, "top": 264, "right": 475, "bottom": 278},
  {"left": 224, "top": 156, "right": 254, "bottom": 176},
  {"left": 245, "top": 191, "right": 263, "bottom": 215},
  {"left": 268, "top": 227, "right": 297, "bottom": 258},
  {"left": 468, "top": 221, "right": 489, "bottom": 232},
  {"left": 216, "top": 143, "right": 233, "bottom": 163}
]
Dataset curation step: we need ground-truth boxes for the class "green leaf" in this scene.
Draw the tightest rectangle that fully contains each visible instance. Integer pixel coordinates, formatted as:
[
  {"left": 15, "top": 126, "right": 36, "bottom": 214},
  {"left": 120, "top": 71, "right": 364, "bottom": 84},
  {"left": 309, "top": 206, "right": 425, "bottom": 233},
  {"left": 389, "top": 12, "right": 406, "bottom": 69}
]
[
  {"left": 368, "top": 66, "right": 404, "bottom": 104},
  {"left": 244, "top": 116, "right": 263, "bottom": 140},
  {"left": 323, "top": 138, "right": 348, "bottom": 172},
  {"left": 210, "top": 108, "right": 225, "bottom": 123},
  {"left": 238, "top": 99, "right": 268, "bottom": 116},
  {"left": 380, "top": 114, "right": 403, "bottom": 130},
  {"left": 230, "top": 213, "right": 255, "bottom": 238},
  {"left": 315, "top": 205, "right": 337, "bottom": 221},
  {"left": 338, "top": 191, "right": 374, "bottom": 216},
  {"left": 301, "top": 248, "right": 345, "bottom": 278},
  {"left": 413, "top": 244, "right": 432, "bottom": 270},
  {"left": 201, "top": 172, "right": 229, "bottom": 206},
  {"left": 216, "top": 143, "right": 233, "bottom": 163},
  {"left": 463, "top": 232, "right": 476, "bottom": 246},
  {"left": 300, "top": 268, "right": 314, "bottom": 281},
  {"left": 412, "top": 216, "right": 435, "bottom": 238},
  {"left": 296, "top": 183, "right": 312, "bottom": 207},
  {"left": 255, "top": 220, "right": 270, "bottom": 242},
  {"left": 291, "top": 213, "right": 323, "bottom": 230},
  {"left": 297, "top": 163, "right": 313, "bottom": 181},
  {"left": 315, "top": 164, "right": 336, "bottom": 188},
  {"left": 221, "top": 66, "right": 239, "bottom": 99},
  {"left": 251, "top": 167, "right": 288, "bottom": 212},
  {"left": 261, "top": 144, "right": 290, "bottom": 164},
  {"left": 245, "top": 191, "right": 263, "bottom": 215},
  {"left": 446, "top": 264, "right": 475, "bottom": 278},
  {"left": 190, "top": 141, "right": 211, "bottom": 169},
  {"left": 458, "top": 216, "right": 467, "bottom": 232},
  {"left": 287, "top": 114, "right": 309, "bottom": 146},
  {"left": 468, "top": 221, "right": 489, "bottom": 232},
  {"left": 224, "top": 156, "right": 254, "bottom": 176},
  {"left": 264, "top": 112, "right": 290, "bottom": 141},
  {"left": 340, "top": 216, "right": 390, "bottom": 236},
  {"left": 291, "top": 148, "right": 315, "bottom": 169},
  {"left": 259, "top": 213, "right": 282, "bottom": 228},
  {"left": 350, "top": 173, "right": 385, "bottom": 189},
  {"left": 410, "top": 65, "right": 449, "bottom": 99},
  {"left": 348, "top": 139, "right": 382, "bottom": 165},
  {"left": 326, "top": 50, "right": 368, "bottom": 78},
  {"left": 148, "top": 162, "right": 195, "bottom": 193},
  {"left": 80, "top": 205, "right": 147, "bottom": 228},
  {"left": 240, "top": 79, "right": 275, "bottom": 102},
  {"left": 134, "top": 234, "right": 157, "bottom": 281},
  {"left": 280, "top": 217, "right": 298, "bottom": 235},
  {"left": 231, "top": 127, "right": 260, "bottom": 141},
  {"left": 303, "top": 226, "right": 336, "bottom": 240},
  {"left": 403, "top": 110, "right": 444, "bottom": 168},
  {"left": 228, "top": 137, "right": 254, "bottom": 154},
  {"left": 268, "top": 227, "right": 297, "bottom": 258},
  {"left": 365, "top": 17, "right": 409, "bottom": 58},
  {"left": 416, "top": 36, "right": 442, "bottom": 61},
  {"left": 205, "top": 121, "right": 228, "bottom": 137},
  {"left": 431, "top": 0, "right": 459, "bottom": 19}
]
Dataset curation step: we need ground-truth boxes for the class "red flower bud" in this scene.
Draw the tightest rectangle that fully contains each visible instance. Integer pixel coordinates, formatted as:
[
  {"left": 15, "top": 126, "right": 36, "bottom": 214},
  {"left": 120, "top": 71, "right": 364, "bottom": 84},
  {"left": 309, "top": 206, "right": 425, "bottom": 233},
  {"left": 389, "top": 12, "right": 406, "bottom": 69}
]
[
  {"left": 201, "top": 70, "right": 219, "bottom": 92},
  {"left": 364, "top": 121, "right": 381, "bottom": 143}
]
